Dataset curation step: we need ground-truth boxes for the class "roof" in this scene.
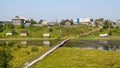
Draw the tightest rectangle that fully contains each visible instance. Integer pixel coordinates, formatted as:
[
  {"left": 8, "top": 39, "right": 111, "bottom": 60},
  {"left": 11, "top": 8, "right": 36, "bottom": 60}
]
[
  {"left": 64, "top": 19, "right": 73, "bottom": 25},
  {"left": 12, "top": 16, "right": 27, "bottom": 20},
  {"left": 21, "top": 30, "right": 28, "bottom": 33},
  {"left": 99, "top": 33, "right": 108, "bottom": 37},
  {"left": 43, "top": 34, "right": 50, "bottom": 37},
  {"left": 64, "top": 19, "right": 73, "bottom": 23}
]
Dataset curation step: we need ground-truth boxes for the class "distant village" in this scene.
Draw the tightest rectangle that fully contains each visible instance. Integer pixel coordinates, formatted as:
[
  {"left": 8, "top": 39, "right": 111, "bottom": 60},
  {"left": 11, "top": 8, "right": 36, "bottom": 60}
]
[
  {"left": 0, "top": 16, "right": 120, "bottom": 37},
  {"left": 0, "top": 16, "right": 120, "bottom": 27}
]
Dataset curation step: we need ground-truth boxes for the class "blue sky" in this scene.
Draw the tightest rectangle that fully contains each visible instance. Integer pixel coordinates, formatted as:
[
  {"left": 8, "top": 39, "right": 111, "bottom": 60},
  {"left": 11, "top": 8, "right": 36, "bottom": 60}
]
[{"left": 1, "top": 0, "right": 120, "bottom": 21}]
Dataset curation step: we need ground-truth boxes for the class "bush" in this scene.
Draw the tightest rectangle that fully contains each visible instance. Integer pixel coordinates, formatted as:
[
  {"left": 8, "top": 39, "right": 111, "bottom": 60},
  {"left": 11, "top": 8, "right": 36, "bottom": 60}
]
[
  {"left": 7, "top": 42, "right": 14, "bottom": 47},
  {"left": 31, "top": 47, "right": 39, "bottom": 52},
  {"left": 49, "top": 27, "right": 53, "bottom": 32},
  {"left": 116, "top": 26, "right": 119, "bottom": 29},
  {"left": 99, "top": 29, "right": 103, "bottom": 32},
  {"left": 25, "top": 51, "right": 30, "bottom": 55},
  {"left": 17, "top": 45, "right": 22, "bottom": 49}
]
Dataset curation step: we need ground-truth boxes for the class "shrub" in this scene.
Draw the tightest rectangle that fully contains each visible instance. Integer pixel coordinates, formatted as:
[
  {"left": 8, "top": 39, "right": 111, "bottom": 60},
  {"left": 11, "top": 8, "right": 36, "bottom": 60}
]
[
  {"left": 25, "top": 51, "right": 30, "bottom": 55},
  {"left": 31, "top": 47, "right": 39, "bottom": 52},
  {"left": 116, "top": 26, "right": 119, "bottom": 29},
  {"left": 49, "top": 27, "right": 53, "bottom": 32},
  {"left": 17, "top": 45, "right": 22, "bottom": 49}
]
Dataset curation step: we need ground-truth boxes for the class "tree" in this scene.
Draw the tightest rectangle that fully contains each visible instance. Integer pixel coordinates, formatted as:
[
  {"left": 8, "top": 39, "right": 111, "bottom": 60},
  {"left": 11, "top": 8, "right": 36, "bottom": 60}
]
[
  {"left": 109, "top": 30, "right": 112, "bottom": 36},
  {"left": 11, "top": 29, "right": 17, "bottom": 35},
  {"left": 97, "top": 18, "right": 104, "bottom": 23},
  {"left": 29, "top": 19, "right": 37, "bottom": 24},
  {"left": 20, "top": 23, "right": 25, "bottom": 29},
  {"left": 0, "top": 43, "right": 13, "bottom": 68},
  {"left": 109, "top": 23, "right": 113, "bottom": 28},
  {"left": 0, "top": 22, "right": 3, "bottom": 32},
  {"left": 38, "top": 19, "right": 44, "bottom": 24},
  {"left": 9, "top": 24, "right": 14, "bottom": 29},
  {"left": 103, "top": 20, "right": 110, "bottom": 29},
  {"left": 60, "top": 20, "right": 65, "bottom": 25},
  {"left": 49, "top": 27, "right": 53, "bottom": 32},
  {"left": 5, "top": 23, "right": 15, "bottom": 30}
]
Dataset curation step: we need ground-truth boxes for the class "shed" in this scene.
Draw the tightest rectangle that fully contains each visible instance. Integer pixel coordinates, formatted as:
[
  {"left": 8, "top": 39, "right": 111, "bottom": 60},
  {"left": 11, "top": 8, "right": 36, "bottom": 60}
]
[
  {"left": 43, "top": 34, "right": 50, "bottom": 38},
  {"left": 21, "top": 30, "right": 28, "bottom": 36},
  {"left": 99, "top": 33, "right": 108, "bottom": 37},
  {"left": 6, "top": 32, "right": 12, "bottom": 36}
]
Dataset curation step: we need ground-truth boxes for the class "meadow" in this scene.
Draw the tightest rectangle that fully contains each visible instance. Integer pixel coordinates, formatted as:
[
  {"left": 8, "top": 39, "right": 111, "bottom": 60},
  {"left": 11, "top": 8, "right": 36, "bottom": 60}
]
[
  {"left": 82, "top": 27, "right": 120, "bottom": 39},
  {"left": 7, "top": 44, "right": 49, "bottom": 68},
  {"left": 30, "top": 47, "right": 120, "bottom": 68}
]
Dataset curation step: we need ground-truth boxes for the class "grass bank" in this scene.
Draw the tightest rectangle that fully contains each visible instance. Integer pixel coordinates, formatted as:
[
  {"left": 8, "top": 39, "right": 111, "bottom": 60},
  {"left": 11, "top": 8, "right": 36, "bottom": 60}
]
[
  {"left": 72, "top": 36, "right": 120, "bottom": 40},
  {"left": 0, "top": 25, "right": 98, "bottom": 38},
  {"left": 8, "top": 45, "right": 49, "bottom": 68},
  {"left": 30, "top": 47, "right": 120, "bottom": 68},
  {"left": 0, "top": 38, "right": 58, "bottom": 41}
]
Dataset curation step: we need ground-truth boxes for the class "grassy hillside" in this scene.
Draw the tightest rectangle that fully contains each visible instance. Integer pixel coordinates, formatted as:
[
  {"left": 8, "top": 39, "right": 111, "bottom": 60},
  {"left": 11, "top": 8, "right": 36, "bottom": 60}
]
[
  {"left": 81, "top": 27, "right": 120, "bottom": 40},
  {"left": 0, "top": 24, "right": 98, "bottom": 39},
  {"left": 30, "top": 47, "right": 120, "bottom": 68}
]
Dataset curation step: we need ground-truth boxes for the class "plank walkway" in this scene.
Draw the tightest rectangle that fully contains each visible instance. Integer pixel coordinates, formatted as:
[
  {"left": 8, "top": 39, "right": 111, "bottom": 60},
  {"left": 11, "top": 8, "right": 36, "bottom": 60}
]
[
  {"left": 79, "top": 27, "right": 103, "bottom": 37},
  {"left": 23, "top": 38, "right": 70, "bottom": 68}
]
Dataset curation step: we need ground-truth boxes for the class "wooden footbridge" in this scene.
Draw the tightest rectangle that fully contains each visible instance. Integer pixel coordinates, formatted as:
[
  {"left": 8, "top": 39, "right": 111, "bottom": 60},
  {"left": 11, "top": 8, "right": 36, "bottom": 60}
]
[{"left": 23, "top": 38, "right": 70, "bottom": 68}]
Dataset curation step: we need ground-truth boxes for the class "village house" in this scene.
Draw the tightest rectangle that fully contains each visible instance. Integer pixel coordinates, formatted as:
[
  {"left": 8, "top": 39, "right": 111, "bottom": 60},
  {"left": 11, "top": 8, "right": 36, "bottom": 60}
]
[
  {"left": 41, "top": 20, "right": 48, "bottom": 25},
  {"left": 64, "top": 19, "right": 73, "bottom": 25},
  {"left": 21, "top": 30, "right": 28, "bottom": 36},
  {"left": 12, "top": 16, "right": 27, "bottom": 25},
  {"left": 79, "top": 18, "right": 93, "bottom": 25},
  {"left": 111, "top": 20, "right": 120, "bottom": 27},
  {"left": 24, "top": 23, "right": 31, "bottom": 27}
]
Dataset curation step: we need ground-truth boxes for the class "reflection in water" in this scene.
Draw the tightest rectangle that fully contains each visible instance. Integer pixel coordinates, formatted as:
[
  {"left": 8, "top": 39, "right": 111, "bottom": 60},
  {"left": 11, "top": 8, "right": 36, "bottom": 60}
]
[
  {"left": 64, "top": 40, "right": 120, "bottom": 51},
  {"left": 99, "top": 40, "right": 108, "bottom": 44},
  {"left": 43, "top": 40, "right": 50, "bottom": 45},
  {"left": 0, "top": 40, "right": 120, "bottom": 51},
  {"left": 0, "top": 40, "right": 53, "bottom": 46},
  {"left": 21, "top": 41, "right": 27, "bottom": 45}
]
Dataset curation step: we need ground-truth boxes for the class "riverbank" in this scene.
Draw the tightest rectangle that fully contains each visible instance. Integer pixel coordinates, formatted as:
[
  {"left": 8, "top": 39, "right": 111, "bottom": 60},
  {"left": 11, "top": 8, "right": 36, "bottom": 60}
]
[
  {"left": 72, "top": 36, "right": 120, "bottom": 40},
  {"left": 0, "top": 36, "right": 120, "bottom": 41},
  {"left": 0, "top": 38, "right": 58, "bottom": 40}
]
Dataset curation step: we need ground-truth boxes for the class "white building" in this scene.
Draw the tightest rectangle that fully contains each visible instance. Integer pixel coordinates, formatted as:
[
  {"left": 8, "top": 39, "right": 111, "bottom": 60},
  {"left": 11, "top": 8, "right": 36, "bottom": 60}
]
[
  {"left": 80, "top": 18, "right": 91, "bottom": 22},
  {"left": 79, "top": 18, "right": 92, "bottom": 25},
  {"left": 111, "top": 20, "right": 120, "bottom": 26},
  {"left": 41, "top": 21, "right": 48, "bottom": 25},
  {"left": 12, "top": 16, "right": 27, "bottom": 25}
]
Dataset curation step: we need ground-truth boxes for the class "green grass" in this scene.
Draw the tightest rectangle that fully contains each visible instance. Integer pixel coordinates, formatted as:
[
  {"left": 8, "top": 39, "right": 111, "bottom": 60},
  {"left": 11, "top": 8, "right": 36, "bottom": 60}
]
[
  {"left": 83, "top": 27, "right": 120, "bottom": 39},
  {"left": 30, "top": 47, "right": 120, "bottom": 68},
  {"left": 8, "top": 45, "right": 49, "bottom": 68},
  {"left": 0, "top": 25, "right": 120, "bottom": 40},
  {"left": 0, "top": 25, "right": 97, "bottom": 39}
]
